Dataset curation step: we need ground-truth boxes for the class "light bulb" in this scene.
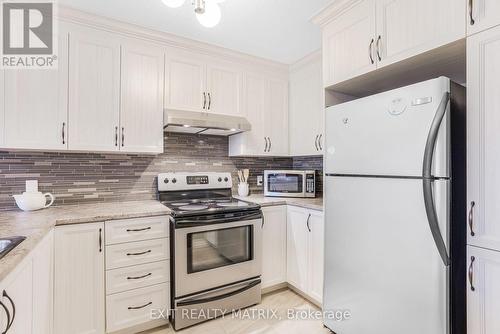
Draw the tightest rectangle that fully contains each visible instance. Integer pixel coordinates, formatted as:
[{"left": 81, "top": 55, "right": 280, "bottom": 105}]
[
  {"left": 162, "top": 0, "right": 186, "bottom": 8},
  {"left": 196, "top": 1, "right": 221, "bottom": 28}
]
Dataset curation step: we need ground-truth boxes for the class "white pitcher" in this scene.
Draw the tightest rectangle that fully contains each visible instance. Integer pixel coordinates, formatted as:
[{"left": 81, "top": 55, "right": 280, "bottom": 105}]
[{"left": 13, "top": 192, "right": 55, "bottom": 211}]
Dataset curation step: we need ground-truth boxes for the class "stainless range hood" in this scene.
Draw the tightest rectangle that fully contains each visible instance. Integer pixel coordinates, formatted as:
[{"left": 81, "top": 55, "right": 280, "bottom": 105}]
[{"left": 164, "top": 109, "right": 251, "bottom": 136}]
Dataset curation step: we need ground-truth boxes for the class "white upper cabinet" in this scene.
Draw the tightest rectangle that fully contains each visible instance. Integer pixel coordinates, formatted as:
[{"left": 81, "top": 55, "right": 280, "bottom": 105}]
[
  {"left": 376, "top": 0, "right": 465, "bottom": 68},
  {"left": 265, "top": 78, "right": 289, "bottom": 156},
  {"left": 165, "top": 49, "right": 206, "bottom": 112},
  {"left": 3, "top": 32, "right": 68, "bottom": 150},
  {"left": 322, "top": 0, "right": 376, "bottom": 87},
  {"left": 120, "top": 40, "right": 165, "bottom": 153},
  {"left": 316, "top": 0, "right": 466, "bottom": 86},
  {"left": 229, "top": 73, "right": 289, "bottom": 156},
  {"left": 206, "top": 61, "right": 242, "bottom": 116},
  {"left": 467, "top": 25, "right": 500, "bottom": 252},
  {"left": 68, "top": 26, "right": 121, "bottom": 152},
  {"left": 468, "top": 0, "right": 500, "bottom": 36},
  {"left": 467, "top": 246, "right": 500, "bottom": 334},
  {"left": 289, "top": 54, "right": 324, "bottom": 156}
]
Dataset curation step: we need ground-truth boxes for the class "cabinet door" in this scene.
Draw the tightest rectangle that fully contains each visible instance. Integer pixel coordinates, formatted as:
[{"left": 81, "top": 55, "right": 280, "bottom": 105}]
[
  {"left": 265, "top": 78, "right": 289, "bottom": 156},
  {"left": 4, "top": 32, "right": 68, "bottom": 150},
  {"left": 376, "top": 0, "right": 465, "bottom": 68},
  {"left": 54, "top": 223, "right": 105, "bottom": 334},
  {"left": 261, "top": 206, "right": 287, "bottom": 289},
  {"left": 206, "top": 61, "right": 242, "bottom": 116},
  {"left": 286, "top": 206, "right": 309, "bottom": 292},
  {"left": 229, "top": 73, "right": 267, "bottom": 156},
  {"left": 120, "top": 41, "right": 164, "bottom": 154},
  {"left": 322, "top": 0, "right": 376, "bottom": 86},
  {"left": 165, "top": 49, "right": 206, "bottom": 112},
  {"left": 68, "top": 27, "right": 121, "bottom": 152},
  {"left": 0, "top": 260, "right": 33, "bottom": 334},
  {"left": 308, "top": 210, "right": 324, "bottom": 303},
  {"left": 467, "top": 246, "right": 500, "bottom": 334},
  {"left": 289, "top": 57, "right": 323, "bottom": 156},
  {"left": 32, "top": 230, "right": 54, "bottom": 334},
  {"left": 468, "top": 0, "right": 500, "bottom": 36},
  {"left": 467, "top": 26, "right": 500, "bottom": 252}
]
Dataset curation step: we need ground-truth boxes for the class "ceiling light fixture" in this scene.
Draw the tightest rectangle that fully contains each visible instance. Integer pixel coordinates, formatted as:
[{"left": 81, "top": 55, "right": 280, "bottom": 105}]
[{"left": 162, "top": 0, "right": 224, "bottom": 28}]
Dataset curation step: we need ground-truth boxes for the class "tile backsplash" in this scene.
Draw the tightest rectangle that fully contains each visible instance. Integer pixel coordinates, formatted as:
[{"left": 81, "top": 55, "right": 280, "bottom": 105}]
[{"left": 0, "top": 133, "right": 323, "bottom": 211}]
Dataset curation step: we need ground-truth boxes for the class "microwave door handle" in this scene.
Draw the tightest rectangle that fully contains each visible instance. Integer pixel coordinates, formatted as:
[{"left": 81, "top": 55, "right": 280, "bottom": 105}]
[{"left": 177, "top": 279, "right": 261, "bottom": 307}]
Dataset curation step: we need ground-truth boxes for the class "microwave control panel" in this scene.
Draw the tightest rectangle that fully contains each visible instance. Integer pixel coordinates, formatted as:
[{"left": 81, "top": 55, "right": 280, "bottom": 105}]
[{"left": 306, "top": 174, "right": 315, "bottom": 194}]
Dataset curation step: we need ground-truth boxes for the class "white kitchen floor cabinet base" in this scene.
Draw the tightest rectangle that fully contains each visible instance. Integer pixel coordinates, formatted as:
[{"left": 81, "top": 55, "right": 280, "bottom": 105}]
[{"left": 261, "top": 206, "right": 287, "bottom": 289}]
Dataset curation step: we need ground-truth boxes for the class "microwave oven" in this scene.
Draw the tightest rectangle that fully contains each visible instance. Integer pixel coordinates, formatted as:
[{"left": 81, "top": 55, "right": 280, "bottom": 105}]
[{"left": 264, "top": 170, "right": 316, "bottom": 198}]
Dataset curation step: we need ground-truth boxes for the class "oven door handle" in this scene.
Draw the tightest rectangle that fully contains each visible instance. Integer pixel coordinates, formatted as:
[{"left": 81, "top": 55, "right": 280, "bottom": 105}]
[
  {"left": 174, "top": 211, "right": 263, "bottom": 227},
  {"left": 176, "top": 279, "right": 261, "bottom": 307}
]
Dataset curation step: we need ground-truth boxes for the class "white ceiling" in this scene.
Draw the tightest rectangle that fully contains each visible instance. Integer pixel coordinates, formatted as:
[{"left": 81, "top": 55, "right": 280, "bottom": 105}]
[{"left": 58, "top": 0, "right": 331, "bottom": 64}]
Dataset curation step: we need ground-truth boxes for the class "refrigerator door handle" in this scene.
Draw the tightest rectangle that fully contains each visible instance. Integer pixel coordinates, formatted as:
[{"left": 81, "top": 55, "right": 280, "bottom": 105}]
[{"left": 422, "top": 92, "right": 451, "bottom": 267}]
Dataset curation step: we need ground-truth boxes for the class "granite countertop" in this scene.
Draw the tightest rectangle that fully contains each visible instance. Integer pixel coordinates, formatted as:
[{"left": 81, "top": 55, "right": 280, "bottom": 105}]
[
  {"left": 0, "top": 200, "right": 170, "bottom": 282},
  {"left": 234, "top": 194, "right": 324, "bottom": 211}
]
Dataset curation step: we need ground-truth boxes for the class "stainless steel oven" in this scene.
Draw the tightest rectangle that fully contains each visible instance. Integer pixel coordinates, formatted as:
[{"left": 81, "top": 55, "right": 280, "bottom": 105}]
[
  {"left": 264, "top": 170, "right": 316, "bottom": 198},
  {"left": 171, "top": 209, "right": 262, "bottom": 330}
]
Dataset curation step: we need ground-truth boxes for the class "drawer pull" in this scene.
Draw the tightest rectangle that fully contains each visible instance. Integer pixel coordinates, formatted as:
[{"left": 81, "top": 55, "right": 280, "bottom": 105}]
[
  {"left": 128, "top": 301, "right": 152, "bottom": 310},
  {"left": 127, "top": 273, "right": 152, "bottom": 280},
  {"left": 469, "top": 256, "right": 476, "bottom": 291},
  {"left": 126, "top": 227, "right": 152, "bottom": 232},
  {"left": 127, "top": 250, "right": 152, "bottom": 256}
]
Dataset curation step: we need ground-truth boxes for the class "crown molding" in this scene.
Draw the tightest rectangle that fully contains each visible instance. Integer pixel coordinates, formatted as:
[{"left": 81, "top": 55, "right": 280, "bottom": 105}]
[
  {"left": 311, "top": 0, "right": 363, "bottom": 27},
  {"left": 56, "top": 5, "right": 289, "bottom": 75},
  {"left": 289, "top": 49, "right": 321, "bottom": 73}
]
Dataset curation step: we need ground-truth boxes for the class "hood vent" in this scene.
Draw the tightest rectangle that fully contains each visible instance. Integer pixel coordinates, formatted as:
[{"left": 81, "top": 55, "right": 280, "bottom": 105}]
[{"left": 164, "top": 109, "right": 251, "bottom": 136}]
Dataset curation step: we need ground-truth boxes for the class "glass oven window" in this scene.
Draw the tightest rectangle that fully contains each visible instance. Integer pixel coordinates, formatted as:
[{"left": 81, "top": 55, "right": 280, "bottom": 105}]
[
  {"left": 268, "top": 173, "right": 303, "bottom": 193},
  {"left": 187, "top": 225, "right": 253, "bottom": 274}
]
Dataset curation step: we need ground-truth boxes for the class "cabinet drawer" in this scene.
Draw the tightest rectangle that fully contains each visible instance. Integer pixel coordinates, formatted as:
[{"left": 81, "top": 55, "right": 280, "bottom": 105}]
[
  {"left": 106, "top": 283, "right": 169, "bottom": 333},
  {"left": 106, "top": 261, "right": 169, "bottom": 295},
  {"left": 105, "top": 216, "right": 169, "bottom": 245},
  {"left": 106, "top": 238, "right": 169, "bottom": 270}
]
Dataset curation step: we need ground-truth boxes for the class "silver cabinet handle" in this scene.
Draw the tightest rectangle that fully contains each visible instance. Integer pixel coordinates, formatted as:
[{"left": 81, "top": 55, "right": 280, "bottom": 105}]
[
  {"left": 207, "top": 92, "right": 212, "bottom": 110},
  {"left": 62, "top": 122, "right": 66, "bottom": 145},
  {"left": 99, "top": 228, "right": 102, "bottom": 253},
  {"left": 128, "top": 301, "right": 152, "bottom": 310},
  {"left": 203, "top": 92, "right": 207, "bottom": 110},
  {"left": 306, "top": 213, "right": 311, "bottom": 232},
  {"left": 468, "top": 201, "right": 476, "bottom": 236},
  {"left": 127, "top": 272, "right": 152, "bottom": 280},
  {"left": 318, "top": 134, "right": 323, "bottom": 151},
  {"left": 314, "top": 135, "right": 319, "bottom": 151},
  {"left": 376, "top": 35, "right": 382, "bottom": 61},
  {"left": 264, "top": 137, "right": 268, "bottom": 152},
  {"left": 268, "top": 137, "right": 272, "bottom": 152},
  {"left": 126, "top": 227, "right": 151, "bottom": 232},
  {"left": 127, "top": 250, "right": 152, "bottom": 256},
  {"left": 3, "top": 290, "right": 15, "bottom": 332},
  {"left": 115, "top": 126, "right": 118, "bottom": 147},
  {"left": 369, "top": 38, "right": 374, "bottom": 64},
  {"left": 469, "top": 256, "right": 476, "bottom": 291},
  {"left": 0, "top": 299, "right": 10, "bottom": 334},
  {"left": 469, "top": 0, "right": 475, "bottom": 25},
  {"left": 121, "top": 127, "right": 125, "bottom": 147}
]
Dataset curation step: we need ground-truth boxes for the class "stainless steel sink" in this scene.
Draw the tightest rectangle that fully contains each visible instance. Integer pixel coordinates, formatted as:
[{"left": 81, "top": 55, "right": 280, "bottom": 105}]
[{"left": 0, "top": 236, "right": 26, "bottom": 259}]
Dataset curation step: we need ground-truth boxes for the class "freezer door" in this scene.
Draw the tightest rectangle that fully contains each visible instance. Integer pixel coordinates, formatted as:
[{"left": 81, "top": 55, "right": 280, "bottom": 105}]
[
  {"left": 325, "top": 77, "right": 450, "bottom": 178},
  {"left": 323, "top": 176, "right": 449, "bottom": 334}
]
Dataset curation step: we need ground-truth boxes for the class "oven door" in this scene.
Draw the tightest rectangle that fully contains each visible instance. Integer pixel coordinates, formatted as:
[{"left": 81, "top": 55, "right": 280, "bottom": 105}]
[
  {"left": 174, "top": 212, "right": 262, "bottom": 297},
  {"left": 264, "top": 171, "right": 306, "bottom": 197}
]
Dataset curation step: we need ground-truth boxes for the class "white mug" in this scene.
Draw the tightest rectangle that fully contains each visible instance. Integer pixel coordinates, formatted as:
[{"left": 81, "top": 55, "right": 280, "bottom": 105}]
[
  {"left": 13, "top": 192, "right": 55, "bottom": 211},
  {"left": 238, "top": 183, "right": 249, "bottom": 197}
]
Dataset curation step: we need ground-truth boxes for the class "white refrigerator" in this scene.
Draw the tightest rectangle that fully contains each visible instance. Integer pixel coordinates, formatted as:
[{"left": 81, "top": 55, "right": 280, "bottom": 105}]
[{"left": 323, "top": 77, "right": 466, "bottom": 334}]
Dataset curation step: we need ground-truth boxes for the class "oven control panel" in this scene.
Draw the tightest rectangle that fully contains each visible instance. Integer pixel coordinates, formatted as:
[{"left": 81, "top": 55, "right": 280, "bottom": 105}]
[{"left": 158, "top": 172, "right": 232, "bottom": 191}]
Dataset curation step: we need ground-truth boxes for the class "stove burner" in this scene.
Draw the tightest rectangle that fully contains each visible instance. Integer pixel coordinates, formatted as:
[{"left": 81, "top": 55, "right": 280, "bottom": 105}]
[
  {"left": 179, "top": 204, "right": 209, "bottom": 211},
  {"left": 218, "top": 202, "right": 249, "bottom": 207}
]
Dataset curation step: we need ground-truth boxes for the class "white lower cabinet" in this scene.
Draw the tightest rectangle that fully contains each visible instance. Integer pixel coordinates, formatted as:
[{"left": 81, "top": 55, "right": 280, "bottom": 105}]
[
  {"left": 467, "top": 245, "right": 500, "bottom": 334},
  {"left": 0, "top": 230, "right": 53, "bottom": 334},
  {"left": 261, "top": 206, "right": 287, "bottom": 289},
  {"left": 286, "top": 206, "right": 324, "bottom": 304},
  {"left": 54, "top": 223, "right": 105, "bottom": 334}
]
